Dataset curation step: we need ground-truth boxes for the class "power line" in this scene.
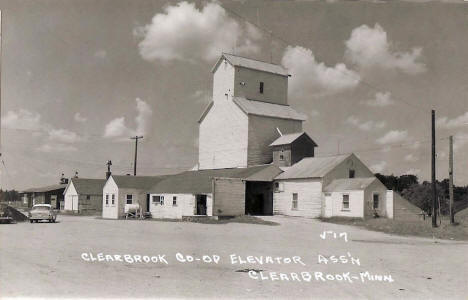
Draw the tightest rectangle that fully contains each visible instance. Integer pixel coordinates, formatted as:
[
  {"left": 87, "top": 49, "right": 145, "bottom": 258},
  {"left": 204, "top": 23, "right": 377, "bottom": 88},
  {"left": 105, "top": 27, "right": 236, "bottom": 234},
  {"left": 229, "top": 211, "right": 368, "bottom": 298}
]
[{"left": 220, "top": 4, "right": 434, "bottom": 114}]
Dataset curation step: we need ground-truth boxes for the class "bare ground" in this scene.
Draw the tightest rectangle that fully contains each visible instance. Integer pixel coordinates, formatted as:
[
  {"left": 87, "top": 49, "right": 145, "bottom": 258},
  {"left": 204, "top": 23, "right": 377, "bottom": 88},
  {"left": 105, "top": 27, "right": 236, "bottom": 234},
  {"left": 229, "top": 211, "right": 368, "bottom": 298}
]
[{"left": 1, "top": 215, "right": 467, "bottom": 299}]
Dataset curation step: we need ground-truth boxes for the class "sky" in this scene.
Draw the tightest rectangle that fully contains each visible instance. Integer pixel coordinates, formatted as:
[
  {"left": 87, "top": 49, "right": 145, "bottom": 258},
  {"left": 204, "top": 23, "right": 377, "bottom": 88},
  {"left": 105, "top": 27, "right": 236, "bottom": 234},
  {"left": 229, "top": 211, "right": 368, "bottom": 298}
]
[{"left": 0, "top": 0, "right": 467, "bottom": 190}]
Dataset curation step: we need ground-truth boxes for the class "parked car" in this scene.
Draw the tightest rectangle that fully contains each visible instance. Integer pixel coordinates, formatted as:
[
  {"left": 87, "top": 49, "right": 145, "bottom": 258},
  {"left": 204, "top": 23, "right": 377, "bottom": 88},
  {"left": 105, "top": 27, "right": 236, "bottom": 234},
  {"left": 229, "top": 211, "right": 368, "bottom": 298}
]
[{"left": 29, "top": 204, "right": 57, "bottom": 223}]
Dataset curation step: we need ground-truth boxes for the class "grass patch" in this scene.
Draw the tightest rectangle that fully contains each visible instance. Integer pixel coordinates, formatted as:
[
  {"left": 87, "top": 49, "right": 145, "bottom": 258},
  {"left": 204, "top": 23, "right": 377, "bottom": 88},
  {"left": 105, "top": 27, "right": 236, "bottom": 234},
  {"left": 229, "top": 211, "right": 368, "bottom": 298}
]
[{"left": 320, "top": 215, "right": 468, "bottom": 241}]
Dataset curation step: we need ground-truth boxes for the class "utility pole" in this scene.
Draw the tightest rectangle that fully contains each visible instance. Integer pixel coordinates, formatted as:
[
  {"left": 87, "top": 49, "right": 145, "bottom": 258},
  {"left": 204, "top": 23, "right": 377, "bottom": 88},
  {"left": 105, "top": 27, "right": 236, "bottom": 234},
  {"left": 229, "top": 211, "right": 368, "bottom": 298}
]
[
  {"left": 130, "top": 136, "right": 143, "bottom": 176},
  {"left": 431, "top": 110, "right": 437, "bottom": 227},
  {"left": 449, "top": 135, "right": 455, "bottom": 224}
]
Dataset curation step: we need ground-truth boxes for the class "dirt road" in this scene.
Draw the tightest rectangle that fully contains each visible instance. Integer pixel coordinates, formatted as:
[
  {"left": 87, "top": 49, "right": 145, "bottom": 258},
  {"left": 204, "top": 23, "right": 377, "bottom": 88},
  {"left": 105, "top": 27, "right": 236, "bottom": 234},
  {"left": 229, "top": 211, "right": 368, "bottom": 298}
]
[{"left": 1, "top": 215, "right": 467, "bottom": 299}]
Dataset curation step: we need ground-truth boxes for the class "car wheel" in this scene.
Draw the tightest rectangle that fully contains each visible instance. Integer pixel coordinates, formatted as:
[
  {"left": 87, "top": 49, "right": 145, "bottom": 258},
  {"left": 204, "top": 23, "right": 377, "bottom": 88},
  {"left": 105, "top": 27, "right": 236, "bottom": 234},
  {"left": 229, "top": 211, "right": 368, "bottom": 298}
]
[{"left": 30, "top": 220, "right": 33, "bottom": 223}]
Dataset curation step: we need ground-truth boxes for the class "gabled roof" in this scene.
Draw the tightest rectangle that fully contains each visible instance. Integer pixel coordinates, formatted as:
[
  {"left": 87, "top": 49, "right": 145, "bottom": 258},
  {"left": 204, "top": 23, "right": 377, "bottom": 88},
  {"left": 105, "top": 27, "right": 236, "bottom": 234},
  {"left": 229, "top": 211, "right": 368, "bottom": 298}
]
[
  {"left": 22, "top": 184, "right": 67, "bottom": 193},
  {"left": 198, "top": 100, "right": 214, "bottom": 123},
  {"left": 212, "top": 53, "right": 289, "bottom": 77},
  {"left": 111, "top": 175, "right": 173, "bottom": 190},
  {"left": 67, "top": 178, "right": 106, "bottom": 195},
  {"left": 324, "top": 177, "right": 376, "bottom": 192},
  {"left": 275, "top": 154, "right": 351, "bottom": 180},
  {"left": 233, "top": 97, "right": 307, "bottom": 121},
  {"left": 150, "top": 165, "right": 282, "bottom": 194},
  {"left": 269, "top": 132, "right": 318, "bottom": 147}
]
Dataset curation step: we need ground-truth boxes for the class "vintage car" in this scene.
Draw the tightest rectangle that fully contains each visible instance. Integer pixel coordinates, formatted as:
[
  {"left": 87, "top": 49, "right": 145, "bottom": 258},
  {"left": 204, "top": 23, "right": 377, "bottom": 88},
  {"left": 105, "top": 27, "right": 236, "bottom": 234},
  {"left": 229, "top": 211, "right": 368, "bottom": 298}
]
[{"left": 29, "top": 204, "right": 57, "bottom": 223}]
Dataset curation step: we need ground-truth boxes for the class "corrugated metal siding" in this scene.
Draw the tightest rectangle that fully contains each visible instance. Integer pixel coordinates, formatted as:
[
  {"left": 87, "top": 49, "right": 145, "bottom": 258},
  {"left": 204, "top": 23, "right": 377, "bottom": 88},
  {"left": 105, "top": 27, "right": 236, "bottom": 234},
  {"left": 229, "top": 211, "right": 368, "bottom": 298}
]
[
  {"left": 233, "top": 67, "right": 288, "bottom": 105},
  {"left": 248, "top": 115, "right": 302, "bottom": 166},
  {"left": 234, "top": 97, "right": 307, "bottom": 121},
  {"left": 213, "top": 178, "right": 245, "bottom": 216},
  {"left": 273, "top": 179, "right": 322, "bottom": 218}
]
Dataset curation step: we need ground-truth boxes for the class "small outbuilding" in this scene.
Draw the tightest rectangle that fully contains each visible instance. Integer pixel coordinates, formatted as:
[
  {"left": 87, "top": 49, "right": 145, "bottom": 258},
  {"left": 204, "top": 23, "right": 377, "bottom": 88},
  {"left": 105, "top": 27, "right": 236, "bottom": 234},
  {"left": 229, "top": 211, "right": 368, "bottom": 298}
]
[
  {"left": 273, "top": 153, "right": 394, "bottom": 219},
  {"left": 102, "top": 175, "right": 170, "bottom": 219},
  {"left": 323, "top": 177, "right": 391, "bottom": 218},
  {"left": 63, "top": 178, "right": 106, "bottom": 213},
  {"left": 20, "top": 184, "right": 67, "bottom": 209},
  {"left": 269, "top": 132, "right": 317, "bottom": 167}
]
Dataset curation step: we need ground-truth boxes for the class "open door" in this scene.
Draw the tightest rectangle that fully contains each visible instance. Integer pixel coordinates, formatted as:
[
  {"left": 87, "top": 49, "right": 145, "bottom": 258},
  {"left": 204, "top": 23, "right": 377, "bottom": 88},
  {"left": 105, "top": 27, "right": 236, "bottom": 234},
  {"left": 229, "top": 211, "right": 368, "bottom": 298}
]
[
  {"left": 146, "top": 194, "right": 150, "bottom": 212},
  {"left": 196, "top": 195, "right": 207, "bottom": 215}
]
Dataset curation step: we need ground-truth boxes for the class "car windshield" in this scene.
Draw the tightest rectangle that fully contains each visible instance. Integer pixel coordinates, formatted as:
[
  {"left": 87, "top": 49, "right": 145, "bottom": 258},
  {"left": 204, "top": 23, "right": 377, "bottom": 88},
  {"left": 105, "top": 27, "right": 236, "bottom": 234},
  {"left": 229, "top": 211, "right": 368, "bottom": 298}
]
[{"left": 32, "top": 206, "right": 50, "bottom": 211}]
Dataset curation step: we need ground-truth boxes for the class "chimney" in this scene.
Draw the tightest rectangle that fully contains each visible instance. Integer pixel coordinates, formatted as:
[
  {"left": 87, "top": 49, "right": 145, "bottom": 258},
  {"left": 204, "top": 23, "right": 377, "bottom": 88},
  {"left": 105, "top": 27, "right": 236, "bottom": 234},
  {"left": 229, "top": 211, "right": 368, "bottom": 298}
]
[
  {"left": 60, "top": 173, "right": 68, "bottom": 184},
  {"left": 106, "top": 160, "right": 112, "bottom": 179}
]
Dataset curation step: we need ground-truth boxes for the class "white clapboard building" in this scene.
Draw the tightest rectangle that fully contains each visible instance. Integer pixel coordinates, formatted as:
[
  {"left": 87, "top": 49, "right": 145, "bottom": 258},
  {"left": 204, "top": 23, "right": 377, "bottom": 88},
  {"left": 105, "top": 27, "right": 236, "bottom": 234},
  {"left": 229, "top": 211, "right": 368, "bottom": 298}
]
[{"left": 102, "top": 53, "right": 417, "bottom": 220}]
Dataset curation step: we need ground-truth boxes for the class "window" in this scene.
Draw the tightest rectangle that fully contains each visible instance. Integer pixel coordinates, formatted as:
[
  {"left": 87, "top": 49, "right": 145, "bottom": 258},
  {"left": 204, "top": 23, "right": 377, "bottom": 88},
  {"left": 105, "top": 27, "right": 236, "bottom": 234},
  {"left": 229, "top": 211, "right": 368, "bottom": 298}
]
[
  {"left": 342, "top": 194, "right": 350, "bottom": 210},
  {"left": 126, "top": 194, "right": 133, "bottom": 204},
  {"left": 279, "top": 150, "right": 284, "bottom": 161},
  {"left": 105, "top": 194, "right": 109, "bottom": 205},
  {"left": 173, "top": 196, "right": 177, "bottom": 206},
  {"left": 292, "top": 193, "right": 298, "bottom": 210},
  {"left": 259, "top": 82, "right": 264, "bottom": 94},
  {"left": 86, "top": 195, "right": 91, "bottom": 200},
  {"left": 152, "top": 195, "right": 164, "bottom": 205},
  {"left": 373, "top": 193, "right": 379, "bottom": 209},
  {"left": 349, "top": 169, "right": 355, "bottom": 178},
  {"left": 111, "top": 194, "right": 115, "bottom": 205}
]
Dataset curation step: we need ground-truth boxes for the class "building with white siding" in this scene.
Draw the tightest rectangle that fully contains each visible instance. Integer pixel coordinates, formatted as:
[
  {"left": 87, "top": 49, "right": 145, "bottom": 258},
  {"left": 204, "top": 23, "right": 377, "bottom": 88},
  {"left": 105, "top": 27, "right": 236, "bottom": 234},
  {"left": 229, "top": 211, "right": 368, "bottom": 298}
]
[
  {"left": 63, "top": 178, "right": 106, "bottom": 213},
  {"left": 102, "top": 175, "right": 170, "bottom": 219},
  {"left": 101, "top": 53, "right": 415, "bottom": 221},
  {"left": 198, "top": 53, "right": 306, "bottom": 170},
  {"left": 147, "top": 165, "right": 282, "bottom": 219},
  {"left": 273, "top": 153, "right": 394, "bottom": 219}
]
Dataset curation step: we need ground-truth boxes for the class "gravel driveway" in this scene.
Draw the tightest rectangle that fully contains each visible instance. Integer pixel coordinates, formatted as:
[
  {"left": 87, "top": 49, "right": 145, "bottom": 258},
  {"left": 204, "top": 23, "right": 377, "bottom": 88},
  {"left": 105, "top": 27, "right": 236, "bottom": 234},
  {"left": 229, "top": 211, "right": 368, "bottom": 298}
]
[{"left": 1, "top": 215, "right": 467, "bottom": 299}]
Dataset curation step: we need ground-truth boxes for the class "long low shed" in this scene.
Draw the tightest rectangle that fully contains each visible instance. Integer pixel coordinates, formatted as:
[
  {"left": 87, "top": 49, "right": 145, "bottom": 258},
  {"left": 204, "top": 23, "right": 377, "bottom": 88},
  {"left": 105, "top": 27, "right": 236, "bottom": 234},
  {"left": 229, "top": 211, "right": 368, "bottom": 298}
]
[{"left": 148, "top": 165, "right": 282, "bottom": 219}]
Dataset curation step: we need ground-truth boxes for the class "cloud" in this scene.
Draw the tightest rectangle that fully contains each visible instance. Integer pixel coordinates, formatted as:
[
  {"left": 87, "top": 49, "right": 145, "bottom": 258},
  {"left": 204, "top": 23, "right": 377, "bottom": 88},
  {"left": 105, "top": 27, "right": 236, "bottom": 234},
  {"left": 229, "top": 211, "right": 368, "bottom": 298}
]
[
  {"left": 191, "top": 90, "right": 211, "bottom": 104},
  {"left": 1, "top": 109, "right": 43, "bottom": 131},
  {"left": 363, "top": 92, "right": 394, "bottom": 107},
  {"left": 345, "top": 23, "right": 426, "bottom": 74},
  {"left": 370, "top": 161, "right": 387, "bottom": 173},
  {"left": 135, "top": 98, "right": 152, "bottom": 136},
  {"left": 74, "top": 112, "right": 87, "bottom": 123},
  {"left": 2, "top": 109, "right": 82, "bottom": 142},
  {"left": 48, "top": 128, "right": 82, "bottom": 143},
  {"left": 346, "top": 115, "right": 385, "bottom": 131},
  {"left": 104, "top": 98, "right": 153, "bottom": 138},
  {"left": 37, "top": 143, "right": 78, "bottom": 153},
  {"left": 376, "top": 130, "right": 408, "bottom": 144},
  {"left": 436, "top": 112, "right": 468, "bottom": 129},
  {"left": 282, "top": 46, "right": 360, "bottom": 96},
  {"left": 135, "top": 1, "right": 261, "bottom": 63},
  {"left": 104, "top": 117, "right": 131, "bottom": 138}
]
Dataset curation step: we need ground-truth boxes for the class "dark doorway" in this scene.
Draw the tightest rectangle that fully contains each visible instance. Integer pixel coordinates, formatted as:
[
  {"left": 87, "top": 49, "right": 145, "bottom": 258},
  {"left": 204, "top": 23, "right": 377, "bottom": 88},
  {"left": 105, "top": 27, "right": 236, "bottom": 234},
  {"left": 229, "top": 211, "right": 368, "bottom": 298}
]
[
  {"left": 146, "top": 194, "right": 150, "bottom": 212},
  {"left": 245, "top": 181, "right": 273, "bottom": 215},
  {"left": 196, "top": 195, "right": 207, "bottom": 215}
]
